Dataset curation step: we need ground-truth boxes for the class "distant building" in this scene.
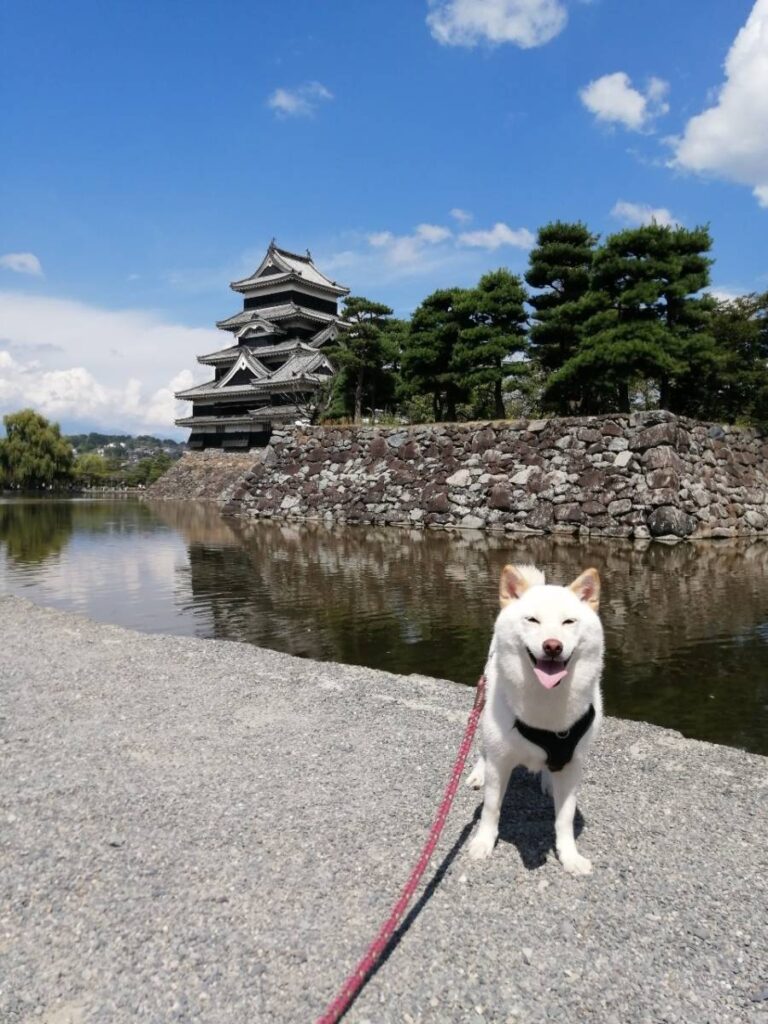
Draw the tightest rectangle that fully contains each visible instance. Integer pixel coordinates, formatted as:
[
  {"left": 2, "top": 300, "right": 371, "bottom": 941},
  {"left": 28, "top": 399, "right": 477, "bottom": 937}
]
[{"left": 175, "top": 241, "right": 349, "bottom": 449}]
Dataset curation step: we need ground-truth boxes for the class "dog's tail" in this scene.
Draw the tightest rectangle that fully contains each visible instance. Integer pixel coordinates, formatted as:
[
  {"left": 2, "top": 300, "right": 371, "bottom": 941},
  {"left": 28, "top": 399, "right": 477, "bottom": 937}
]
[{"left": 514, "top": 564, "right": 546, "bottom": 588}]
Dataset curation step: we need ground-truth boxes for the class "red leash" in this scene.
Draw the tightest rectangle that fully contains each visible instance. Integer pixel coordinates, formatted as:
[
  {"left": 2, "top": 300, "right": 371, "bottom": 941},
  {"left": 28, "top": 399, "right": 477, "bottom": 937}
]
[{"left": 315, "top": 675, "right": 487, "bottom": 1024}]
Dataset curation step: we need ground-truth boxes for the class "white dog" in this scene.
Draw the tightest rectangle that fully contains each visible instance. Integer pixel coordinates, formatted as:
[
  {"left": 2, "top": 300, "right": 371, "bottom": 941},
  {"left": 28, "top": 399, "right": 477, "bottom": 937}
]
[{"left": 467, "top": 564, "right": 604, "bottom": 875}]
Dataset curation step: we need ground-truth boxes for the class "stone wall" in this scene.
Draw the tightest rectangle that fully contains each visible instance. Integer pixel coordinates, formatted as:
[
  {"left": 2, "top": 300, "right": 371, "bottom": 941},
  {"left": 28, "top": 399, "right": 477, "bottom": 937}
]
[
  {"left": 146, "top": 450, "right": 264, "bottom": 503},
  {"left": 226, "top": 412, "right": 768, "bottom": 539}
]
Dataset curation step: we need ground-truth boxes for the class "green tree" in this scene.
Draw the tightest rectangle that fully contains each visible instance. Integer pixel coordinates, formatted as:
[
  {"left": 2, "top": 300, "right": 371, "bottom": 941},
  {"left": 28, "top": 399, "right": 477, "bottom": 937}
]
[
  {"left": 124, "top": 453, "right": 173, "bottom": 487},
  {"left": 401, "top": 288, "right": 470, "bottom": 421},
  {"left": 453, "top": 269, "right": 528, "bottom": 419},
  {"left": 74, "top": 452, "right": 109, "bottom": 486},
  {"left": 0, "top": 409, "right": 74, "bottom": 489},
  {"left": 549, "top": 224, "right": 717, "bottom": 413},
  {"left": 525, "top": 221, "right": 598, "bottom": 414},
  {"left": 701, "top": 292, "right": 768, "bottom": 424},
  {"left": 331, "top": 296, "right": 397, "bottom": 423}
]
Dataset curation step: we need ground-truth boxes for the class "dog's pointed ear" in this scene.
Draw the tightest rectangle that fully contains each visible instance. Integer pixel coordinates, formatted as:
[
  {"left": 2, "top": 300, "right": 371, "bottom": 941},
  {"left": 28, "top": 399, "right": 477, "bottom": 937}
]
[
  {"left": 569, "top": 567, "right": 600, "bottom": 612},
  {"left": 499, "top": 565, "right": 531, "bottom": 607}
]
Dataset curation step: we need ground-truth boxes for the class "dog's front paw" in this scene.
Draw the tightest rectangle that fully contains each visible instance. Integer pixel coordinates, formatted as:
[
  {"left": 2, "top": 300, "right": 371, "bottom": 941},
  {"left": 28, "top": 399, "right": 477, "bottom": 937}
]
[
  {"left": 559, "top": 851, "right": 593, "bottom": 876},
  {"left": 467, "top": 828, "right": 496, "bottom": 861},
  {"left": 466, "top": 761, "right": 485, "bottom": 790}
]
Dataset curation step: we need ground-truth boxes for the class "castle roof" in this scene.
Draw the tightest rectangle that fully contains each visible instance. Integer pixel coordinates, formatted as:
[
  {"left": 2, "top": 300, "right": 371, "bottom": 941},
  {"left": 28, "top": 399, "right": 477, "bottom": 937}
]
[
  {"left": 175, "top": 404, "right": 311, "bottom": 429},
  {"left": 176, "top": 348, "right": 333, "bottom": 402},
  {"left": 197, "top": 321, "right": 343, "bottom": 366},
  {"left": 229, "top": 242, "right": 349, "bottom": 297}
]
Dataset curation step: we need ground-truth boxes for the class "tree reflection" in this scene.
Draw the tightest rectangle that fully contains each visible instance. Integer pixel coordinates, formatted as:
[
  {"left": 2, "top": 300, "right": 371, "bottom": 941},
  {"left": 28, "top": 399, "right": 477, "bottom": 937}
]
[{"left": 0, "top": 500, "right": 75, "bottom": 564}]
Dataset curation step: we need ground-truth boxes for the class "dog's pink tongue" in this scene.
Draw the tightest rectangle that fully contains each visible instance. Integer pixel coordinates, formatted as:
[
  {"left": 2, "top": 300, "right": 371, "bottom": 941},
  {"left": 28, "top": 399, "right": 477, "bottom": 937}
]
[{"left": 534, "top": 659, "right": 568, "bottom": 689}]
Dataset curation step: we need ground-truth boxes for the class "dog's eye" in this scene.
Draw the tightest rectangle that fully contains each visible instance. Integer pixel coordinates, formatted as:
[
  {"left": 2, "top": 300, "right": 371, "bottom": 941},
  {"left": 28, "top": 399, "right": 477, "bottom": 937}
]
[
  {"left": 562, "top": 618, "right": 576, "bottom": 625},
  {"left": 525, "top": 616, "right": 540, "bottom": 624}
]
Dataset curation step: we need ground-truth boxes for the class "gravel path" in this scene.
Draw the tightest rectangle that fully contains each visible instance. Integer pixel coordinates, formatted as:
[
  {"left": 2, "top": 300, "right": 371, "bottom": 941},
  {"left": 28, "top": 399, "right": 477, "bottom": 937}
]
[{"left": 1, "top": 596, "right": 766, "bottom": 1024}]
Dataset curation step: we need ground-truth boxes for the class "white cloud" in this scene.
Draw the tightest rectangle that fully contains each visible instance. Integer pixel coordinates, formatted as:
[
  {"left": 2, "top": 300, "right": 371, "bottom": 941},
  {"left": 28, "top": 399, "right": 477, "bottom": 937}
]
[
  {"left": 611, "top": 200, "right": 680, "bottom": 228},
  {"left": 415, "top": 223, "right": 453, "bottom": 244},
  {"left": 458, "top": 222, "right": 535, "bottom": 249},
  {"left": 267, "top": 81, "right": 333, "bottom": 118},
  {"left": 324, "top": 217, "right": 534, "bottom": 292},
  {"left": 0, "top": 292, "right": 215, "bottom": 436},
  {"left": 670, "top": 0, "right": 768, "bottom": 206},
  {"left": 706, "top": 287, "right": 746, "bottom": 303},
  {"left": 427, "top": 0, "right": 567, "bottom": 48},
  {"left": 0, "top": 252, "right": 43, "bottom": 277},
  {"left": 368, "top": 223, "right": 455, "bottom": 267},
  {"left": 579, "top": 72, "right": 669, "bottom": 132},
  {"left": 450, "top": 207, "right": 473, "bottom": 224},
  {"left": 366, "top": 218, "right": 535, "bottom": 271}
]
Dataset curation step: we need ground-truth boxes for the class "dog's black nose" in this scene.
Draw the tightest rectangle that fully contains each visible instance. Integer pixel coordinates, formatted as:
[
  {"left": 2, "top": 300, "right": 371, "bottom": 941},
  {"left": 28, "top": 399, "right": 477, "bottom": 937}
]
[{"left": 543, "top": 638, "right": 563, "bottom": 658}]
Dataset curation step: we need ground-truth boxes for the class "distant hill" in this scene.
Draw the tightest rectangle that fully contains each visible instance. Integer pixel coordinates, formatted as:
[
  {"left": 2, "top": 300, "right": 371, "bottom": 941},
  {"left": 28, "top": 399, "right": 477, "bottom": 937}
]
[{"left": 65, "top": 432, "right": 186, "bottom": 459}]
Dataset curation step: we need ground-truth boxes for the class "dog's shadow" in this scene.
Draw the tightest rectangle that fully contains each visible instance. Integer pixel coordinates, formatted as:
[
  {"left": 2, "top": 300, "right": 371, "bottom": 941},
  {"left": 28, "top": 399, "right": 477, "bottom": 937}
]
[{"left": 496, "top": 767, "right": 585, "bottom": 870}]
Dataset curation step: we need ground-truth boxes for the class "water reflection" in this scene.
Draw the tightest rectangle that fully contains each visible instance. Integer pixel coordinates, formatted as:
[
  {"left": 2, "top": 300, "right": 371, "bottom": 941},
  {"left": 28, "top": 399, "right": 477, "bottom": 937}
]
[
  {"left": 151, "top": 502, "right": 768, "bottom": 754},
  {"left": 0, "top": 500, "right": 75, "bottom": 564},
  {"left": 0, "top": 497, "right": 193, "bottom": 633},
  {"left": 1, "top": 497, "right": 766, "bottom": 754}
]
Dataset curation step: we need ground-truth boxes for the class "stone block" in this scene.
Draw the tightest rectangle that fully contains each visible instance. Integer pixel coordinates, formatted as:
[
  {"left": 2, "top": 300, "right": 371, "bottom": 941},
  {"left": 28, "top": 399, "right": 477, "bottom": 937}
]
[
  {"left": 744, "top": 510, "right": 766, "bottom": 528},
  {"left": 526, "top": 502, "right": 554, "bottom": 529},
  {"left": 446, "top": 469, "right": 471, "bottom": 486},
  {"left": 427, "top": 492, "right": 450, "bottom": 513},
  {"left": 577, "top": 428, "right": 602, "bottom": 443},
  {"left": 510, "top": 466, "right": 533, "bottom": 485},
  {"left": 607, "top": 498, "right": 633, "bottom": 516},
  {"left": 646, "top": 506, "right": 696, "bottom": 538},
  {"left": 601, "top": 421, "right": 623, "bottom": 437},
  {"left": 554, "top": 503, "right": 584, "bottom": 524},
  {"left": 471, "top": 427, "right": 496, "bottom": 452},
  {"left": 646, "top": 469, "right": 680, "bottom": 491},
  {"left": 631, "top": 422, "right": 679, "bottom": 451},
  {"left": 642, "top": 446, "right": 683, "bottom": 471},
  {"left": 489, "top": 486, "right": 513, "bottom": 511},
  {"left": 368, "top": 436, "right": 388, "bottom": 458}
]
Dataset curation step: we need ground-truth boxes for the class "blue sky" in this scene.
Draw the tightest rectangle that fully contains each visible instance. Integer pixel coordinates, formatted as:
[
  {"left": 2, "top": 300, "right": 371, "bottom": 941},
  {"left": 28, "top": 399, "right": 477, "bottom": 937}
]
[{"left": 1, "top": 0, "right": 767, "bottom": 436}]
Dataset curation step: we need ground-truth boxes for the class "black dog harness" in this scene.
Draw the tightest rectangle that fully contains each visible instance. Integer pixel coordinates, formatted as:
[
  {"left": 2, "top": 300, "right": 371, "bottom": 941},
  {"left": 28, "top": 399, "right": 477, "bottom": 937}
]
[{"left": 514, "top": 704, "right": 596, "bottom": 772}]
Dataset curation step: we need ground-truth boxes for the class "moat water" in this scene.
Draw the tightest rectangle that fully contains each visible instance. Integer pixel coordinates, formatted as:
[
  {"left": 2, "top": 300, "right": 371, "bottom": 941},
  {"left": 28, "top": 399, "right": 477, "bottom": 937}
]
[{"left": 1, "top": 496, "right": 767, "bottom": 755}]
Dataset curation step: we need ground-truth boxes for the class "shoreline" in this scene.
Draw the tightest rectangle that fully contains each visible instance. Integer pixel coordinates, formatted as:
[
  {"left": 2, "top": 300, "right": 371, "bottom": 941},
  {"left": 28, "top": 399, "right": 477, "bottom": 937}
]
[{"left": 2, "top": 596, "right": 766, "bottom": 1023}]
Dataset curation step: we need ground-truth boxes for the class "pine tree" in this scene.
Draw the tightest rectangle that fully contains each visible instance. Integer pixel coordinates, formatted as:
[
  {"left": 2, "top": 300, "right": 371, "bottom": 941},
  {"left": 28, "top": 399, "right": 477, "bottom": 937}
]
[
  {"left": 331, "top": 296, "right": 396, "bottom": 423},
  {"left": 525, "top": 221, "right": 598, "bottom": 413},
  {"left": 549, "top": 224, "right": 718, "bottom": 414},
  {"left": 401, "top": 288, "right": 469, "bottom": 421},
  {"left": 453, "top": 269, "right": 528, "bottom": 419},
  {"left": 701, "top": 292, "right": 768, "bottom": 423}
]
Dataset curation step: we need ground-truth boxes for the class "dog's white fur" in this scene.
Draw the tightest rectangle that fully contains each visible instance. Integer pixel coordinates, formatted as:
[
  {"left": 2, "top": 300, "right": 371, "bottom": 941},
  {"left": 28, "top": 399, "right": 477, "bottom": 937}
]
[{"left": 467, "top": 563, "right": 604, "bottom": 875}]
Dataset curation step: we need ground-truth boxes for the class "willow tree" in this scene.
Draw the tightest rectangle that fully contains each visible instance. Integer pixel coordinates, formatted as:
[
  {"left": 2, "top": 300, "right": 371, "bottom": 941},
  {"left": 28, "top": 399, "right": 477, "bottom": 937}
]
[{"left": 0, "top": 409, "right": 74, "bottom": 489}]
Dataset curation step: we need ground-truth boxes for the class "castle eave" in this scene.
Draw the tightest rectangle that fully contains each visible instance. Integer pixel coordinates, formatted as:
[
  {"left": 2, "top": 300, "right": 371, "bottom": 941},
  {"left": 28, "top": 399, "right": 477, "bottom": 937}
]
[{"left": 216, "top": 303, "right": 339, "bottom": 332}]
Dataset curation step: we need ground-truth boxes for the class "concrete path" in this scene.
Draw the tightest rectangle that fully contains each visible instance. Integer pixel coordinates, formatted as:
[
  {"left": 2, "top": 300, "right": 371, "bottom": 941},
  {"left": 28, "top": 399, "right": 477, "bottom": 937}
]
[{"left": 1, "top": 597, "right": 766, "bottom": 1024}]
